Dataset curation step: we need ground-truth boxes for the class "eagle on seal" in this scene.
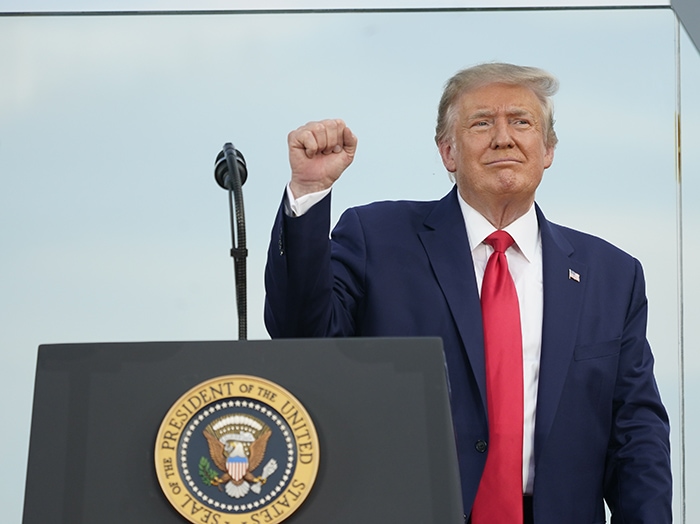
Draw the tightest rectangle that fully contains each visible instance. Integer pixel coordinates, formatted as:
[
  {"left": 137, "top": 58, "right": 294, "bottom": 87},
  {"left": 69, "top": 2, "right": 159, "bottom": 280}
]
[{"left": 203, "top": 425, "right": 272, "bottom": 490}]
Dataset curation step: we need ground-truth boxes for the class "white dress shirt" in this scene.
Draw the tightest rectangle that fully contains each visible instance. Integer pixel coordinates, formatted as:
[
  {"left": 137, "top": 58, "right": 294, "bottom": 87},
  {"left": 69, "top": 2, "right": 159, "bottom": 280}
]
[
  {"left": 287, "top": 184, "right": 543, "bottom": 494},
  {"left": 457, "top": 192, "right": 543, "bottom": 495}
]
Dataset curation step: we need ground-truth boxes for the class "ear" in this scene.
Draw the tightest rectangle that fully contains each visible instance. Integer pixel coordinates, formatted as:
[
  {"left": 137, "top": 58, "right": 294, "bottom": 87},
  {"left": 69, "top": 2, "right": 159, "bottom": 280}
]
[
  {"left": 438, "top": 139, "right": 457, "bottom": 173},
  {"left": 543, "top": 145, "right": 554, "bottom": 170}
]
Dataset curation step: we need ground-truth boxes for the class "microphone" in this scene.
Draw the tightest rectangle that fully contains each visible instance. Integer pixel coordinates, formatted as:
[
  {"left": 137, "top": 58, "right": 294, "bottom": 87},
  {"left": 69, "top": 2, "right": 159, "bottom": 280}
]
[
  {"left": 214, "top": 142, "right": 248, "bottom": 340},
  {"left": 214, "top": 144, "right": 247, "bottom": 189}
]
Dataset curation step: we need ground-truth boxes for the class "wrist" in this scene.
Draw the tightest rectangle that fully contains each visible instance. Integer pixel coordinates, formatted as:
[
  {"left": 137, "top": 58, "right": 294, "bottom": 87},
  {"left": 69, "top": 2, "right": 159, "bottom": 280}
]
[{"left": 289, "top": 180, "right": 333, "bottom": 199}]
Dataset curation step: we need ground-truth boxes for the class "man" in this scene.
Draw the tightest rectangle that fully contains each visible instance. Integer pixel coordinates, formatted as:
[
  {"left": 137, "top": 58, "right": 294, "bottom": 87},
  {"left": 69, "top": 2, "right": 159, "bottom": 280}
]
[{"left": 264, "top": 63, "right": 672, "bottom": 523}]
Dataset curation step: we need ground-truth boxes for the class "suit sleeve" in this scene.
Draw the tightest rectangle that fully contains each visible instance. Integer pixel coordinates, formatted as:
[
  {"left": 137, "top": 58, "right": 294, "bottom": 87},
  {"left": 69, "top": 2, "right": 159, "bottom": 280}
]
[
  {"left": 604, "top": 259, "right": 672, "bottom": 523},
  {"left": 264, "top": 191, "right": 365, "bottom": 338}
]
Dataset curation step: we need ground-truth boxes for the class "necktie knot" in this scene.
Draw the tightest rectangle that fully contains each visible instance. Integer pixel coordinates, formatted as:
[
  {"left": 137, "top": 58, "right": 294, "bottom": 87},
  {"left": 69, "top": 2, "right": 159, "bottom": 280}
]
[{"left": 485, "top": 230, "right": 515, "bottom": 254}]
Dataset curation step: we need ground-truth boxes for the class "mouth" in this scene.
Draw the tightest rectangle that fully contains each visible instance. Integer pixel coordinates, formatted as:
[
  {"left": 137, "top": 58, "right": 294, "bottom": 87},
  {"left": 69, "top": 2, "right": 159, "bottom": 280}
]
[{"left": 485, "top": 158, "right": 522, "bottom": 166}]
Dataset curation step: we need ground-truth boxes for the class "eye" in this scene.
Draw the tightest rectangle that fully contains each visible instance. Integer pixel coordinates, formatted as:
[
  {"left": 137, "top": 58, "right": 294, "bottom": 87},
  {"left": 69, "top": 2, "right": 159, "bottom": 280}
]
[{"left": 511, "top": 117, "right": 533, "bottom": 128}]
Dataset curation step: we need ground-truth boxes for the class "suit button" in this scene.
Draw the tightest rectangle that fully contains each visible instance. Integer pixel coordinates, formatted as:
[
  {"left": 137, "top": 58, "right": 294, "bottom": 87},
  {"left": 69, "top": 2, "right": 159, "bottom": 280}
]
[{"left": 475, "top": 440, "right": 487, "bottom": 453}]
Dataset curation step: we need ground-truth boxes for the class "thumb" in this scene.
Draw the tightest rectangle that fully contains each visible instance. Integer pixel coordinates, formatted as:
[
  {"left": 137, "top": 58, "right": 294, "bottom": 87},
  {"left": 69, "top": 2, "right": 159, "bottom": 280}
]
[{"left": 342, "top": 126, "right": 358, "bottom": 157}]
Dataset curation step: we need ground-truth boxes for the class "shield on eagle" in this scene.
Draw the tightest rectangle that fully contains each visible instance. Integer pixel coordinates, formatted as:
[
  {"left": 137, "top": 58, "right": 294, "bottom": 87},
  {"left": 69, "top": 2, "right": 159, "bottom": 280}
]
[{"left": 226, "top": 454, "right": 248, "bottom": 482}]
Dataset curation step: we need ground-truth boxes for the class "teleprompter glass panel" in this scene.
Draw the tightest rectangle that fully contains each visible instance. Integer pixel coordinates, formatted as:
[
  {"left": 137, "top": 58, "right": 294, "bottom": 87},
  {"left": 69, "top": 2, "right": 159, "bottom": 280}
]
[{"left": 0, "top": 7, "right": 692, "bottom": 522}]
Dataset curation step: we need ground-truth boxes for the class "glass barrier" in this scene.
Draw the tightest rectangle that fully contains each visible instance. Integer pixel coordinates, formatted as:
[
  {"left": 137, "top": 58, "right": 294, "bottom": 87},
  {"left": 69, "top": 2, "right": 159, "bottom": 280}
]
[
  {"left": 680, "top": 19, "right": 700, "bottom": 524},
  {"left": 0, "top": 7, "right": 694, "bottom": 522}
]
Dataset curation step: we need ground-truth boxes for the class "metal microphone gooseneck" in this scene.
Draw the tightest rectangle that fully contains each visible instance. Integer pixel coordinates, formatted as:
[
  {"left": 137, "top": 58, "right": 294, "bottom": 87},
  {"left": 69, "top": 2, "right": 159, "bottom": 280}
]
[{"left": 214, "top": 143, "right": 248, "bottom": 340}]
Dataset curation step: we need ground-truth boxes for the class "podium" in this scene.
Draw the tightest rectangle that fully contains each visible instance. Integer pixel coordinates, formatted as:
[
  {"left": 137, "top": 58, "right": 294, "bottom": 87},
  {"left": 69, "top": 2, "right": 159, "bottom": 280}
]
[{"left": 22, "top": 338, "right": 463, "bottom": 523}]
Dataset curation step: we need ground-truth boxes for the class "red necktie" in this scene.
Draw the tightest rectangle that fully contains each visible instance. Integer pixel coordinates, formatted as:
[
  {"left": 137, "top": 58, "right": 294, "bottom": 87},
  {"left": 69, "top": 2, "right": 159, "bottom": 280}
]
[{"left": 471, "top": 230, "right": 524, "bottom": 524}]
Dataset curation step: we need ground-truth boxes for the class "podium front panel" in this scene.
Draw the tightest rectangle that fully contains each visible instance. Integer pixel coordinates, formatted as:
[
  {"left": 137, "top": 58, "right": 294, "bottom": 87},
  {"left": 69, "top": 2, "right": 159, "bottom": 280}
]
[{"left": 23, "top": 338, "right": 463, "bottom": 523}]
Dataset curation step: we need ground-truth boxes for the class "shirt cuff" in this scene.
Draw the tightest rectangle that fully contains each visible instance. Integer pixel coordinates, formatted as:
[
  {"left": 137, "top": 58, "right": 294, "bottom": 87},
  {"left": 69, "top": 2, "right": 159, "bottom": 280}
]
[{"left": 285, "top": 184, "right": 331, "bottom": 217}]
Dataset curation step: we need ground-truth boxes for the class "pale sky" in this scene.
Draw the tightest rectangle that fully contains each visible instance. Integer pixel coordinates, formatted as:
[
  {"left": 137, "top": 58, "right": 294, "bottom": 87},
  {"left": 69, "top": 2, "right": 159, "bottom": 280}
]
[{"left": 1, "top": 5, "right": 699, "bottom": 523}]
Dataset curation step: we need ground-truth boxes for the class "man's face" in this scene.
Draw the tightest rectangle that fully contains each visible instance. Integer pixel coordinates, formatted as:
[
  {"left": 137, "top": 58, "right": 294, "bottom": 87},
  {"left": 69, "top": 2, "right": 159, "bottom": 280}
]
[{"left": 438, "top": 82, "right": 554, "bottom": 210}]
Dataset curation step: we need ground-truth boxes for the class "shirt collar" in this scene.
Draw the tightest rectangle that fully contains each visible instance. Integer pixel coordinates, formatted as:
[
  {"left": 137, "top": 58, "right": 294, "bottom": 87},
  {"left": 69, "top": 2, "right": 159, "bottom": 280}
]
[{"left": 457, "top": 190, "right": 540, "bottom": 263}]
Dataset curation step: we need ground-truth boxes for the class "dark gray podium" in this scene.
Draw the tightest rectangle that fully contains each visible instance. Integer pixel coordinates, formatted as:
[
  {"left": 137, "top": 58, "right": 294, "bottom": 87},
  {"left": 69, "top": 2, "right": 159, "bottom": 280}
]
[{"left": 22, "top": 338, "right": 463, "bottom": 523}]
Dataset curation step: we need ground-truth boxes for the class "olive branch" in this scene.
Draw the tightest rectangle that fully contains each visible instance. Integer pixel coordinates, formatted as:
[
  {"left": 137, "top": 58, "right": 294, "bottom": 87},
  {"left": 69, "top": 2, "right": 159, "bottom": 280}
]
[{"left": 199, "top": 456, "right": 222, "bottom": 486}]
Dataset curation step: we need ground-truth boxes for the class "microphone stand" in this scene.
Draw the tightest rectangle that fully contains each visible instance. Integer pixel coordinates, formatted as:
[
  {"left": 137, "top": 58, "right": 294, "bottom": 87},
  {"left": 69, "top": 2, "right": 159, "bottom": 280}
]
[{"left": 217, "top": 143, "right": 248, "bottom": 341}]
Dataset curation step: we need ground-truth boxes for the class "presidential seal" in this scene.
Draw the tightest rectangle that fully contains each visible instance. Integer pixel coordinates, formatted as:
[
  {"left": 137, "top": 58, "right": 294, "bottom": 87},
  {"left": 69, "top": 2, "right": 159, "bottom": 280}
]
[{"left": 155, "top": 375, "right": 319, "bottom": 524}]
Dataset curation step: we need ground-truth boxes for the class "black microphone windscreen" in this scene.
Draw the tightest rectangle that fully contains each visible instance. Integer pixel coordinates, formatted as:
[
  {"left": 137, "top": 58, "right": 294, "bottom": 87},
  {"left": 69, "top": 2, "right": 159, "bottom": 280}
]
[{"left": 214, "top": 144, "right": 247, "bottom": 189}]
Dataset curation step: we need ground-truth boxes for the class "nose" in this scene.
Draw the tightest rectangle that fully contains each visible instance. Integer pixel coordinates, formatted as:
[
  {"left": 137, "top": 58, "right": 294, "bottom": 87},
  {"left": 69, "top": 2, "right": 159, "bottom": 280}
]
[{"left": 490, "top": 118, "right": 515, "bottom": 149}]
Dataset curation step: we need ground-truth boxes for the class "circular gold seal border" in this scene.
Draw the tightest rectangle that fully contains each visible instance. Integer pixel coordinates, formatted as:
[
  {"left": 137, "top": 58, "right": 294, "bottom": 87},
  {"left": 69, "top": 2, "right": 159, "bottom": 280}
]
[{"left": 155, "top": 375, "right": 320, "bottom": 524}]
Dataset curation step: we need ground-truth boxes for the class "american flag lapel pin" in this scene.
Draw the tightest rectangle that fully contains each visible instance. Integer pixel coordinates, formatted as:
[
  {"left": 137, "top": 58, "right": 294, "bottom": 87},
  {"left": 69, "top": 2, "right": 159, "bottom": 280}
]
[{"left": 569, "top": 269, "right": 581, "bottom": 282}]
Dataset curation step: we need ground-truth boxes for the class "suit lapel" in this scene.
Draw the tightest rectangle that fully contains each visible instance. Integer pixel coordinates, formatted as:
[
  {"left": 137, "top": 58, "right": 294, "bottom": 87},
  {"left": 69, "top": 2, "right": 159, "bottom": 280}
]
[
  {"left": 415, "top": 195, "right": 586, "bottom": 445},
  {"left": 534, "top": 205, "right": 588, "bottom": 460},
  {"left": 418, "top": 187, "right": 488, "bottom": 411}
]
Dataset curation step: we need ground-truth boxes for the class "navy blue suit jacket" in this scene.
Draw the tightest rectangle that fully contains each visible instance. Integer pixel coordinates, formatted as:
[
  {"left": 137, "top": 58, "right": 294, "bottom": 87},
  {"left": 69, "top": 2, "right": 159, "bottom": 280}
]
[{"left": 264, "top": 186, "right": 672, "bottom": 523}]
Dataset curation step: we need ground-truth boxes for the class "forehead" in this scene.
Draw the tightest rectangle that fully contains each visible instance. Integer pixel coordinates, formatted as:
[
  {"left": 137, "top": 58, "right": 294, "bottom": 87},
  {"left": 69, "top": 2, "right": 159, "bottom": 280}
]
[{"left": 456, "top": 82, "right": 543, "bottom": 119}]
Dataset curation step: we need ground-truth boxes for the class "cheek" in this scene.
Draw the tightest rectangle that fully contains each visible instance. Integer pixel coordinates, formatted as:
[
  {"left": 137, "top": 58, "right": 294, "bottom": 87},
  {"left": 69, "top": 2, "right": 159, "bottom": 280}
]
[{"left": 455, "top": 142, "right": 482, "bottom": 166}]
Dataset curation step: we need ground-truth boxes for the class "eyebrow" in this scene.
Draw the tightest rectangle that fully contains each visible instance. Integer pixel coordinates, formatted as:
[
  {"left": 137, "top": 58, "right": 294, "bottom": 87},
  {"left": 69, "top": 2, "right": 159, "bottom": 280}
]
[{"left": 467, "top": 107, "right": 536, "bottom": 120}]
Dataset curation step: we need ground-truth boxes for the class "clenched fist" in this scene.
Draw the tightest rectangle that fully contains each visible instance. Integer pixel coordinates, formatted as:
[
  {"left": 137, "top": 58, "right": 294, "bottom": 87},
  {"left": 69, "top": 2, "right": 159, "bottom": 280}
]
[{"left": 287, "top": 119, "right": 358, "bottom": 198}]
